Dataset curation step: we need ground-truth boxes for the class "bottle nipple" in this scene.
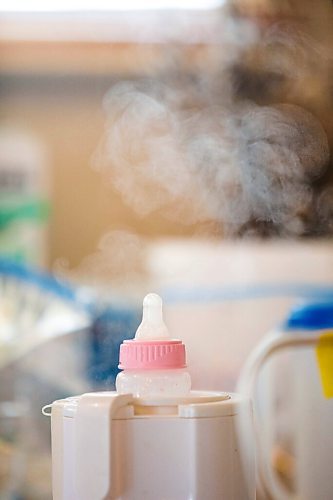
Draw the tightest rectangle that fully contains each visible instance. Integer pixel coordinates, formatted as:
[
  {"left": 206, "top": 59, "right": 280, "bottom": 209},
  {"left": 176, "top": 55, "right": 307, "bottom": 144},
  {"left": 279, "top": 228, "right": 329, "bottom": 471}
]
[{"left": 135, "top": 293, "right": 170, "bottom": 341}]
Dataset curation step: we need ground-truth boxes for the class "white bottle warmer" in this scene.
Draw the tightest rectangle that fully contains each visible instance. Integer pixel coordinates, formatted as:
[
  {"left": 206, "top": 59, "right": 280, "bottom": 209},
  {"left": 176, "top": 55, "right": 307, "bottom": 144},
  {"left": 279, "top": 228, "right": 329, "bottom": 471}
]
[{"left": 44, "top": 294, "right": 255, "bottom": 500}]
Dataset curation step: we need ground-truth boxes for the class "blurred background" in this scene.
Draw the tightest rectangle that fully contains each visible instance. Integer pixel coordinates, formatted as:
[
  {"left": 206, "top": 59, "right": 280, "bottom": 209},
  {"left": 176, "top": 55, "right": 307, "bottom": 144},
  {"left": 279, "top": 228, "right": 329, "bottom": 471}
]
[{"left": 0, "top": 0, "right": 333, "bottom": 498}]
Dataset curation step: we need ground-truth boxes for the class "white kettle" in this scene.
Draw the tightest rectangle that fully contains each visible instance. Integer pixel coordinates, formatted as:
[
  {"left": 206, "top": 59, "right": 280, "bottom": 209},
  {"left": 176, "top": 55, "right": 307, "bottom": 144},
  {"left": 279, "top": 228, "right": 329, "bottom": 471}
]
[{"left": 238, "top": 301, "right": 333, "bottom": 500}]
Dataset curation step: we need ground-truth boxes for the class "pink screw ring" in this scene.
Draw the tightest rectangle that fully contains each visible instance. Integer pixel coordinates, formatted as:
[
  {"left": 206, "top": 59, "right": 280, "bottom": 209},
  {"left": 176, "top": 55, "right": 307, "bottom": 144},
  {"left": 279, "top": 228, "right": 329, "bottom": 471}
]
[{"left": 118, "top": 340, "right": 186, "bottom": 370}]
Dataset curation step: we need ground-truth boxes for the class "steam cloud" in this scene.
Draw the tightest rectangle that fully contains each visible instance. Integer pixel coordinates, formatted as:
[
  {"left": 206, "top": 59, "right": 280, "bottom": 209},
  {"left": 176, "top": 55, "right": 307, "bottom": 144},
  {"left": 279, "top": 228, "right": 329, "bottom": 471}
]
[
  {"left": 55, "top": 4, "right": 333, "bottom": 294},
  {"left": 91, "top": 3, "right": 333, "bottom": 240},
  {"left": 95, "top": 80, "right": 330, "bottom": 237}
]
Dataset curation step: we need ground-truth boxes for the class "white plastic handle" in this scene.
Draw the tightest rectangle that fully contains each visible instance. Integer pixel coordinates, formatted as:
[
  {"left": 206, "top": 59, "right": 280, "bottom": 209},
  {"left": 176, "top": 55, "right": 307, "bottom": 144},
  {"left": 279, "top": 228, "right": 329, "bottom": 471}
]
[
  {"left": 237, "top": 332, "right": 318, "bottom": 500},
  {"left": 75, "top": 392, "right": 133, "bottom": 500},
  {"left": 42, "top": 404, "right": 52, "bottom": 416}
]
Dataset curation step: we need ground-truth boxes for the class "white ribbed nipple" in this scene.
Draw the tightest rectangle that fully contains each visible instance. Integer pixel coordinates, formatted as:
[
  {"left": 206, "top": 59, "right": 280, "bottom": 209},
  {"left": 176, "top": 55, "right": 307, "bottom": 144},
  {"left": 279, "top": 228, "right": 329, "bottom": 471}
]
[{"left": 135, "top": 293, "right": 170, "bottom": 340}]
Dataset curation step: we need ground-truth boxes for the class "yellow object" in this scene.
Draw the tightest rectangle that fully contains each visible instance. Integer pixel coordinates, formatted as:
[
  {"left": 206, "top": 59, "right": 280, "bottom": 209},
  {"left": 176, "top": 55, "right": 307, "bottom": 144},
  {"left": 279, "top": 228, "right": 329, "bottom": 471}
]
[{"left": 316, "top": 332, "right": 333, "bottom": 398}]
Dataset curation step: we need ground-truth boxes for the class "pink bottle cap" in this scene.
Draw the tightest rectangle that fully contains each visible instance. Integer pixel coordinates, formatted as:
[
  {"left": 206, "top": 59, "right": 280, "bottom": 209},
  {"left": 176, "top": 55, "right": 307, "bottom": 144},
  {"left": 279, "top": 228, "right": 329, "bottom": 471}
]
[{"left": 118, "top": 339, "right": 186, "bottom": 370}]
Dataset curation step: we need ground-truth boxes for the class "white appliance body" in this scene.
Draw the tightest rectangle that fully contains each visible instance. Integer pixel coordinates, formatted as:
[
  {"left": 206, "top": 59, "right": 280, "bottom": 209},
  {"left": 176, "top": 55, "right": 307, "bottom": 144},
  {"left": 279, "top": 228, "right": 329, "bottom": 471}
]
[{"left": 50, "top": 391, "right": 255, "bottom": 500}]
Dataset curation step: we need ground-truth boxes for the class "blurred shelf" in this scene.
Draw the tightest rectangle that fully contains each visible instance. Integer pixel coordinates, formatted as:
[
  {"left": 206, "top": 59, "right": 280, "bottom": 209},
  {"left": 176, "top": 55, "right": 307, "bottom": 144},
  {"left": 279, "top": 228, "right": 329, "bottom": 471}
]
[{"left": 0, "top": 10, "right": 224, "bottom": 76}]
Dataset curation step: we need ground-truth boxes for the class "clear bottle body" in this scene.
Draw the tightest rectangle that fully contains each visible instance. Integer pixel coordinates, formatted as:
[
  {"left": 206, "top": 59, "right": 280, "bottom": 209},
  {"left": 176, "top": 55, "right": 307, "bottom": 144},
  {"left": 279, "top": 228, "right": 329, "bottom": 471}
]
[{"left": 116, "top": 368, "right": 191, "bottom": 398}]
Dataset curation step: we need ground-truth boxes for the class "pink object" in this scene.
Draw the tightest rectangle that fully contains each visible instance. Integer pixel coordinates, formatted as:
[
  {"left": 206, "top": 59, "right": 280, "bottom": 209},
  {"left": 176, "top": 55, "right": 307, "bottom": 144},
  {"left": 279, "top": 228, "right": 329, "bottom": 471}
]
[{"left": 118, "top": 339, "right": 186, "bottom": 370}]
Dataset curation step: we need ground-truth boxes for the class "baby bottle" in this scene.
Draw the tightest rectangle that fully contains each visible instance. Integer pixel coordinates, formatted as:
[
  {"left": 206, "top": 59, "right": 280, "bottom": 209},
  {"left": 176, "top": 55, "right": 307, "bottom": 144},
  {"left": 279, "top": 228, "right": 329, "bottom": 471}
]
[
  {"left": 44, "top": 293, "right": 255, "bottom": 500},
  {"left": 116, "top": 293, "right": 191, "bottom": 397}
]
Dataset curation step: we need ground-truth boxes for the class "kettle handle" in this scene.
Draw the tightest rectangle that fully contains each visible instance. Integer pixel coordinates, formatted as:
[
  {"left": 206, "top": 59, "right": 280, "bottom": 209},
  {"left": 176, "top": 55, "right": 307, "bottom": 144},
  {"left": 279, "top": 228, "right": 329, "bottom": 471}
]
[{"left": 237, "top": 332, "right": 317, "bottom": 500}]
